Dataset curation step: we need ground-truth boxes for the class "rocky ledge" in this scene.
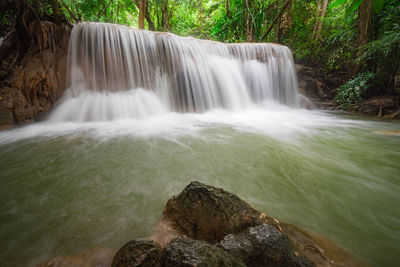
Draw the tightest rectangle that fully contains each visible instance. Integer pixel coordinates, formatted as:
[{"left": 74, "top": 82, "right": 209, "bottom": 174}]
[
  {"left": 0, "top": 21, "right": 71, "bottom": 126},
  {"left": 111, "top": 181, "right": 363, "bottom": 267}
]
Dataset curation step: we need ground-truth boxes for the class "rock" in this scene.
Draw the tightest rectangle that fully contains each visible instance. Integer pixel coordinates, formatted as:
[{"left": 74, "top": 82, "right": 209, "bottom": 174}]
[
  {"left": 163, "top": 181, "right": 263, "bottom": 243},
  {"left": 161, "top": 236, "right": 245, "bottom": 267},
  {"left": 344, "top": 95, "right": 399, "bottom": 118},
  {"left": 162, "top": 181, "right": 362, "bottom": 267},
  {"left": 112, "top": 239, "right": 162, "bottom": 267},
  {"left": 220, "top": 224, "right": 315, "bottom": 267},
  {"left": 0, "top": 21, "right": 70, "bottom": 125},
  {"left": 0, "top": 105, "right": 14, "bottom": 125},
  {"left": 359, "top": 96, "right": 397, "bottom": 116}
]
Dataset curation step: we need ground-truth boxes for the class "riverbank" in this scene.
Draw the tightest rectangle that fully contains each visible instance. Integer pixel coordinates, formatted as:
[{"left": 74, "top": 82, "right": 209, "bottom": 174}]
[{"left": 296, "top": 65, "right": 400, "bottom": 119}]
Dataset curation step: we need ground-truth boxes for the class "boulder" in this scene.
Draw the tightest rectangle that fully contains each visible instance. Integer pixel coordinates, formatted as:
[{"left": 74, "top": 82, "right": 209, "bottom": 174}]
[
  {"left": 220, "top": 224, "right": 315, "bottom": 267},
  {"left": 112, "top": 239, "right": 162, "bottom": 267},
  {"left": 161, "top": 236, "right": 245, "bottom": 267},
  {"left": 163, "top": 181, "right": 263, "bottom": 243},
  {"left": 0, "top": 105, "right": 14, "bottom": 125}
]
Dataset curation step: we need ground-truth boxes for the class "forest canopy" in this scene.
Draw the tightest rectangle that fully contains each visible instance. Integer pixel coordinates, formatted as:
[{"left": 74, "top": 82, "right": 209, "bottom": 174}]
[{"left": 1, "top": 0, "right": 399, "bottom": 103}]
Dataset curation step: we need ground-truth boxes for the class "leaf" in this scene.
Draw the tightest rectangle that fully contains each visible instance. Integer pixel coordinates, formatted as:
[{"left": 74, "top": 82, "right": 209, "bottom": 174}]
[
  {"left": 372, "top": 0, "right": 385, "bottom": 14},
  {"left": 329, "top": 0, "right": 348, "bottom": 9},
  {"left": 345, "top": 0, "right": 363, "bottom": 16}
]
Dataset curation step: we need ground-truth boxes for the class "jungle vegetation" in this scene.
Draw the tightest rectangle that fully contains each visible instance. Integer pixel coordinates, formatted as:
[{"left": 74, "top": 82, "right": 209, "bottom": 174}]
[{"left": 1, "top": 0, "right": 399, "bottom": 104}]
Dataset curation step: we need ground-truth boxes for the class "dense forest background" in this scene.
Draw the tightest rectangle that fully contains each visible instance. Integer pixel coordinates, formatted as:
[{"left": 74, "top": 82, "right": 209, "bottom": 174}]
[{"left": 1, "top": 0, "right": 399, "bottom": 108}]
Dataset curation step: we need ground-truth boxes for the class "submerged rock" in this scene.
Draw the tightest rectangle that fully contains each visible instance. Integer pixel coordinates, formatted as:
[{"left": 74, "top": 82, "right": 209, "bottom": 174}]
[
  {"left": 112, "top": 239, "right": 162, "bottom": 267},
  {"left": 161, "top": 236, "right": 245, "bottom": 267},
  {"left": 163, "top": 181, "right": 263, "bottom": 243},
  {"left": 220, "top": 224, "right": 315, "bottom": 267}
]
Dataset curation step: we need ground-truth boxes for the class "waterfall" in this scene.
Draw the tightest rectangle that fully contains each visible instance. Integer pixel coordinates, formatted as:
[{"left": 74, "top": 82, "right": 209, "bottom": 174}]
[{"left": 49, "top": 22, "right": 300, "bottom": 122}]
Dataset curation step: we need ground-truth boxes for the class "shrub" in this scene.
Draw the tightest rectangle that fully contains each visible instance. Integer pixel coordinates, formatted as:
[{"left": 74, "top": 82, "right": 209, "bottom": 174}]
[{"left": 335, "top": 72, "right": 376, "bottom": 105}]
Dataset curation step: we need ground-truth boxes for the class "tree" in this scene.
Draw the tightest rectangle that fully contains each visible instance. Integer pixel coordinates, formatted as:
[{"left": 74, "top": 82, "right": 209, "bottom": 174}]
[
  {"left": 262, "top": 0, "right": 292, "bottom": 41},
  {"left": 139, "top": 0, "right": 146, "bottom": 29},
  {"left": 313, "top": 0, "right": 329, "bottom": 41}
]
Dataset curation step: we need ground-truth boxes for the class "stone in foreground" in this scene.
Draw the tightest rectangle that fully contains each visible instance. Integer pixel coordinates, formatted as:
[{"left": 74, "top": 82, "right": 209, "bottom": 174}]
[
  {"left": 163, "top": 181, "right": 263, "bottom": 243},
  {"left": 161, "top": 236, "right": 245, "bottom": 267},
  {"left": 112, "top": 239, "right": 162, "bottom": 267},
  {"left": 220, "top": 224, "right": 315, "bottom": 267}
]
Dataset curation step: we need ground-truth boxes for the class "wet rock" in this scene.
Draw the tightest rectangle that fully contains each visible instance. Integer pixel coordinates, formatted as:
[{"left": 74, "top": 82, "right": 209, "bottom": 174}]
[
  {"left": 344, "top": 95, "right": 399, "bottom": 118},
  {"left": 296, "top": 65, "right": 327, "bottom": 102},
  {"left": 220, "top": 224, "right": 315, "bottom": 267},
  {"left": 0, "top": 21, "right": 70, "bottom": 125},
  {"left": 359, "top": 96, "right": 398, "bottom": 116},
  {"left": 163, "top": 181, "right": 263, "bottom": 243},
  {"left": 112, "top": 239, "right": 162, "bottom": 267},
  {"left": 0, "top": 105, "right": 14, "bottom": 125},
  {"left": 161, "top": 236, "right": 245, "bottom": 267}
]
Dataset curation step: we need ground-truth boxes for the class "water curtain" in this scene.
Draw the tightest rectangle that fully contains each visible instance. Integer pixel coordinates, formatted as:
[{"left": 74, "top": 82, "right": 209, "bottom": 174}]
[{"left": 52, "top": 22, "right": 300, "bottom": 121}]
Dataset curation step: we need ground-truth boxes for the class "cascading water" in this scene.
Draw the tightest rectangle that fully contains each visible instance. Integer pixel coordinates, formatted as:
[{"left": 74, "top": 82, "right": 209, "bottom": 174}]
[{"left": 49, "top": 22, "right": 299, "bottom": 122}]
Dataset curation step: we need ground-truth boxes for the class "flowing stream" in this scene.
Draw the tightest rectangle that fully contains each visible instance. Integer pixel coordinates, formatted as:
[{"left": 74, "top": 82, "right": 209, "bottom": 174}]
[{"left": 0, "top": 23, "right": 399, "bottom": 266}]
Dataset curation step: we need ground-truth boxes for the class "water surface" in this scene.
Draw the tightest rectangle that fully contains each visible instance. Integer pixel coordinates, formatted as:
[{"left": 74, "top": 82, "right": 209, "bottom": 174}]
[{"left": 0, "top": 108, "right": 399, "bottom": 266}]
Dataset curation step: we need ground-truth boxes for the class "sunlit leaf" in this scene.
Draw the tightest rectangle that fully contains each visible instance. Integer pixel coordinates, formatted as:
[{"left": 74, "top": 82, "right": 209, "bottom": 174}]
[
  {"left": 329, "top": 0, "right": 348, "bottom": 9},
  {"left": 345, "top": 0, "right": 363, "bottom": 16}
]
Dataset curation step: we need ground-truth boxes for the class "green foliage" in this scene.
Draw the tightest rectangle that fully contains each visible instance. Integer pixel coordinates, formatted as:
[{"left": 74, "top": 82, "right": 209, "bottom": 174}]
[
  {"left": 358, "top": 24, "right": 400, "bottom": 63},
  {"left": 62, "top": 0, "right": 138, "bottom": 26},
  {"left": 329, "top": 0, "right": 385, "bottom": 15},
  {"left": 335, "top": 72, "right": 376, "bottom": 105},
  {"left": 1, "top": 0, "right": 398, "bottom": 99}
]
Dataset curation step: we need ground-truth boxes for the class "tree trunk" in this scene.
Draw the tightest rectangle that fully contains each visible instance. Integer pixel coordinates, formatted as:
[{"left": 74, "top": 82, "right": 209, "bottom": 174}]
[
  {"left": 312, "top": 0, "right": 321, "bottom": 40},
  {"left": 134, "top": 0, "right": 154, "bottom": 30},
  {"left": 315, "top": 0, "right": 328, "bottom": 40},
  {"left": 352, "top": 0, "right": 373, "bottom": 76},
  {"left": 275, "top": 19, "right": 280, "bottom": 43},
  {"left": 145, "top": 5, "right": 155, "bottom": 30},
  {"left": 226, "top": 0, "right": 231, "bottom": 18},
  {"left": 161, "top": 0, "right": 169, "bottom": 31},
  {"left": 138, "top": 0, "right": 146, "bottom": 29},
  {"left": 244, "top": 0, "right": 250, "bottom": 41},
  {"left": 116, "top": 1, "right": 120, "bottom": 24},
  {"left": 357, "top": 0, "right": 373, "bottom": 48}
]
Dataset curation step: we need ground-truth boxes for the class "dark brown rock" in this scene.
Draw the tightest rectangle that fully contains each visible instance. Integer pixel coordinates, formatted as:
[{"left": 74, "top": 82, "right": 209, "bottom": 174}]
[
  {"left": 0, "top": 20, "right": 71, "bottom": 125},
  {"left": 163, "top": 181, "right": 263, "bottom": 243},
  {"left": 161, "top": 236, "right": 245, "bottom": 267},
  {"left": 162, "top": 181, "right": 364, "bottom": 267},
  {"left": 112, "top": 239, "right": 162, "bottom": 267},
  {"left": 0, "top": 105, "right": 14, "bottom": 125},
  {"left": 220, "top": 224, "right": 315, "bottom": 267}
]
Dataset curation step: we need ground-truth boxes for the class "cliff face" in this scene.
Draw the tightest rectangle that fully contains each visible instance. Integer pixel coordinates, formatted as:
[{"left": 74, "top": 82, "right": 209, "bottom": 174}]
[{"left": 0, "top": 21, "right": 71, "bottom": 127}]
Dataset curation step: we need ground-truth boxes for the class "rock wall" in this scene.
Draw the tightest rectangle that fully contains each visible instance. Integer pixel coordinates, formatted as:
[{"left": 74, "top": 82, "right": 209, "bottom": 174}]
[{"left": 0, "top": 21, "right": 71, "bottom": 127}]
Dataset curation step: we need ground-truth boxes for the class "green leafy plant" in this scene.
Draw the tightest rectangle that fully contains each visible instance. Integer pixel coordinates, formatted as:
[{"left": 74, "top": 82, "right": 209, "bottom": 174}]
[{"left": 335, "top": 72, "right": 376, "bottom": 105}]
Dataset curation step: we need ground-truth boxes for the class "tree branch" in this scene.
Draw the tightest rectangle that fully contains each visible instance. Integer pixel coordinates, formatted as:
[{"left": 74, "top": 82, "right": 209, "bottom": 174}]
[
  {"left": 61, "top": 1, "right": 79, "bottom": 23},
  {"left": 97, "top": 0, "right": 113, "bottom": 21},
  {"left": 261, "top": 0, "right": 291, "bottom": 42}
]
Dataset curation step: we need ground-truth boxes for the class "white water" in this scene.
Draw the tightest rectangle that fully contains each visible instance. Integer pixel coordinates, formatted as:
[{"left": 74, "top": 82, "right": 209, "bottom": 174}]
[{"left": 49, "top": 22, "right": 300, "bottom": 122}]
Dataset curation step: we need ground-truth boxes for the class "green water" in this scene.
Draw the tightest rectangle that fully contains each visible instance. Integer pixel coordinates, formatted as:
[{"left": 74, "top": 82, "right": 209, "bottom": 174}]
[{"left": 0, "top": 110, "right": 399, "bottom": 266}]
